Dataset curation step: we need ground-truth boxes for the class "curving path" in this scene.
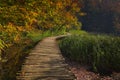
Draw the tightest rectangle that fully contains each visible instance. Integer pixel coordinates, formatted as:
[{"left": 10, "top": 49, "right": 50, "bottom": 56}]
[{"left": 17, "top": 35, "right": 75, "bottom": 80}]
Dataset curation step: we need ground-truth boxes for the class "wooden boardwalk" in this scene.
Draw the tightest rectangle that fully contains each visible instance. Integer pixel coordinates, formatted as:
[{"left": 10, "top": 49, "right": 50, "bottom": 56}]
[{"left": 17, "top": 36, "right": 75, "bottom": 80}]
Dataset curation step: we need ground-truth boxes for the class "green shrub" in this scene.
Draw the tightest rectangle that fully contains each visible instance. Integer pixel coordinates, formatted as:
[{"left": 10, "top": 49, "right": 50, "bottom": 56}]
[
  {"left": 68, "top": 30, "right": 88, "bottom": 35},
  {"left": 26, "top": 30, "right": 53, "bottom": 42},
  {"left": 59, "top": 34, "right": 120, "bottom": 73}
]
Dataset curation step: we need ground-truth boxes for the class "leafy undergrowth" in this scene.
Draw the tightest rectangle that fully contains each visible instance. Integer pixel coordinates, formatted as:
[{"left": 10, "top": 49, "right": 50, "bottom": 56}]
[{"left": 59, "top": 31, "right": 120, "bottom": 75}]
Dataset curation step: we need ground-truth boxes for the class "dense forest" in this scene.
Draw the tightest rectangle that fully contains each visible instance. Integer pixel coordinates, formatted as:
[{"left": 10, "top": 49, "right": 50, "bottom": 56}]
[
  {"left": 79, "top": 0, "right": 120, "bottom": 34},
  {"left": 0, "top": 0, "right": 120, "bottom": 80}
]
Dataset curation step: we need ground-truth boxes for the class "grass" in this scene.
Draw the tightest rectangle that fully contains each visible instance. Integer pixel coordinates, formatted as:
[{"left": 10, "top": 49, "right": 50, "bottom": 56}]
[
  {"left": 59, "top": 31, "right": 120, "bottom": 74},
  {"left": 26, "top": 31, "right": 51, "bottom": 42}
]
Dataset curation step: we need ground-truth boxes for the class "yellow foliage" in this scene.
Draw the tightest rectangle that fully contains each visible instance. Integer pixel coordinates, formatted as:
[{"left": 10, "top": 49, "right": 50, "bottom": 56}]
[
  {"left": 0, "top": 23, "right": 25, "bottom": 44},
  {"left": 65, "top": 12, "right": 74, "bottom": 21},
  {"left": 19, "top": 7, "right": 27, "bottom": 14},
  {"left": 14, "top": 34, "right": 21, "bottom": 42},
  {"left": 30, "top": 11, "right": 38, "bottom": 17},
  {"left": 17, "top": 26, "right": 25, "bottom": 32},
  {"left": 56, "top": 1, "right": 63, "bottom": 9},
  {"left": 79, "top": 12, "right": 87, "bottom": 16}
]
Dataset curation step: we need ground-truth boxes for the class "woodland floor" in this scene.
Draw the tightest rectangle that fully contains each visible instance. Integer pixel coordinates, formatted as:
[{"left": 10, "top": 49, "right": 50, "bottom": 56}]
[{"left": 66, "top": 57, "right": 120, "bottom": 80}]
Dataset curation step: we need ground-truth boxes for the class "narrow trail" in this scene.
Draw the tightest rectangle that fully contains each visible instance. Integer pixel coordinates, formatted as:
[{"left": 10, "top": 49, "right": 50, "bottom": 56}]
[{"left": 17, "top": 35, "right": 75, "bottom": 80}]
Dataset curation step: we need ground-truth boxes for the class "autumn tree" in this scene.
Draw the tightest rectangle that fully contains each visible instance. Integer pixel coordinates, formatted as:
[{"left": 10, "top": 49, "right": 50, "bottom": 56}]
[
  {"left": 0, "top": 0, "right": 82, "bottom": 31},
  {"left": 0, "top": 0, "right": 82, "bottom": 53},
  {"left": 80, "top": 0, "right": 120, "bottom": 34}
]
